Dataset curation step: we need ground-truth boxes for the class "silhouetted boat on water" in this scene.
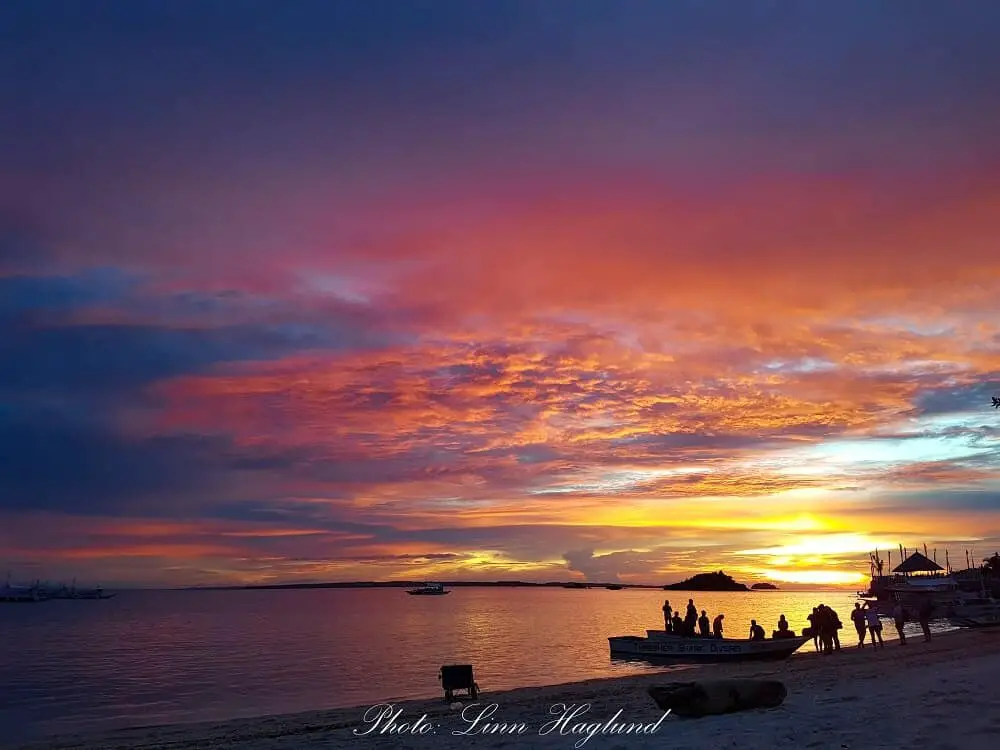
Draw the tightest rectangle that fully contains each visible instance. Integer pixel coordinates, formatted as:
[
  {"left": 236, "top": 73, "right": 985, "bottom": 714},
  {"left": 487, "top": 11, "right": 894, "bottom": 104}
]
[
  {"left": 0, "top": 584, "right": 45, "bottom": 603},
  {"left": 609, "top": 631, "right": 809, "bottom": 663},
  {"left": 2, "top": 574, "right": 115, "bottom": 603},
  {"left": 406, "top": 582, "right": 449, "bottom": 596}
]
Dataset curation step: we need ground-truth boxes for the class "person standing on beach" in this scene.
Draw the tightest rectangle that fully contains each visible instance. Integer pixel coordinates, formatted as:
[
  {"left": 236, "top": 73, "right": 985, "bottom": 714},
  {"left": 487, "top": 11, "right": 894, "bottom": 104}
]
[
  {"left": 851, "top": 603, "right": 867, "bottom": 648},
  {"left": 828, "top": 606, "right": 843, "bottom": 651},
  {"left": 918, "top": 598, "right": 934, "bottom": 642},
  {"left": 807, "top": 607, "right": 820, "bottom": 651},
  {"left": 712, "top": 613, "right": 724, "bottom": 638},
  {"left": 892, "top": 602, "right": 908, "bottom": 645},
  {"left": 816, "top": 605, "right": 834, "bottom": 654},
  {"left": 865, "top": 605, "right": 884, "bottom": 648},
  {"left": 662, "top": 600, "right": 672, "bottom": 632}
]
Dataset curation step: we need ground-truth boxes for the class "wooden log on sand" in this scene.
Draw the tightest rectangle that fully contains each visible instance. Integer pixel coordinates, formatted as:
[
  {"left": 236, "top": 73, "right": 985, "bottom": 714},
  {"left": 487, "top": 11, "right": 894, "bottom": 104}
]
[{"left": 648, "top": 679, "right": 787, "bottom": 718}]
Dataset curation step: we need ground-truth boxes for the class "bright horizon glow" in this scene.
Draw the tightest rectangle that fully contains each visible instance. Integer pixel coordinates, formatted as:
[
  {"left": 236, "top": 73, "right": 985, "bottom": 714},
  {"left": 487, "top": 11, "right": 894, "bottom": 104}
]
[{"left": 759, "top": 569, "right": 868, "bottom": 586}]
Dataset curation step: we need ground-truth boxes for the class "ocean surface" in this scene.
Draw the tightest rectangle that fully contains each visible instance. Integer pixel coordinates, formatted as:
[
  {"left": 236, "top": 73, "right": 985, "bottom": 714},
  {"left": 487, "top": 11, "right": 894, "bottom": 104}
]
[{"left": 1, "top": 586, "right": 923, "bottom": 744}]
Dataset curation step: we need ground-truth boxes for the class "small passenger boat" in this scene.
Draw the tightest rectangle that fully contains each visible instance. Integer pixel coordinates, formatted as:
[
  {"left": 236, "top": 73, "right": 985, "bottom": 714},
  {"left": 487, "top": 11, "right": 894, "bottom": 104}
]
[{"left": 609, "top": 630, "right": 809, "bottom": 663}]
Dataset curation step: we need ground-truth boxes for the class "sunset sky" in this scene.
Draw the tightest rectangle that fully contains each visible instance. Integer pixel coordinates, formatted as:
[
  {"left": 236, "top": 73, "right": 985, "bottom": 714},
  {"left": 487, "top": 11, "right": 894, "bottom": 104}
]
[{"left": 2, "top": 1, "right": 999, "bottom": 588}]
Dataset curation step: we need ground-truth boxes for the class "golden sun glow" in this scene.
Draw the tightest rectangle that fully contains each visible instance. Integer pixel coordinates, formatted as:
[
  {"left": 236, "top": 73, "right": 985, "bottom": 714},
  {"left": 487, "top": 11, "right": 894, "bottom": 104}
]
[{"left": 759, "top": 569, "right": 868, "bottom": 586}]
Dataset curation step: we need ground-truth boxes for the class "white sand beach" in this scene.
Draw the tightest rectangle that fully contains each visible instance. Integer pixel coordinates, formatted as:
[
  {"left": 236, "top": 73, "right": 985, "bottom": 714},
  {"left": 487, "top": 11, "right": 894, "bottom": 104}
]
[{"left": 18, "top": 629, "right": 1000, "bottom": 750}]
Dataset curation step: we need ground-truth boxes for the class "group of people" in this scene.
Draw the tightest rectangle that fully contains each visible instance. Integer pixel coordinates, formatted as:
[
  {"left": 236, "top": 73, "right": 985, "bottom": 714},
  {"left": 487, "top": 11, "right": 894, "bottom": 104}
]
[
  {"left": 662, "top": 599, "right": 725, "bottom": 638},
  {"left": 849, "top": 598, "right": 935, "bottom": 648},
  {"left": 805, "top": 604, "right": 843, "bottom": 653},
  {"left": 660, "top": 598, "right": 793, "bottom": 641},
  {"left": 661, "top": 596, "right": 937, "bottom": 649}
]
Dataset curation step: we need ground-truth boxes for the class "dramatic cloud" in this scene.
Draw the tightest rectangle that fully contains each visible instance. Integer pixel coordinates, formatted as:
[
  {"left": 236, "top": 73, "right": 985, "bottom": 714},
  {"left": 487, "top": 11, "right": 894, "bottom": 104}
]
[{"left": 2, "top": 1, "right": 1000, "bottom": 586}]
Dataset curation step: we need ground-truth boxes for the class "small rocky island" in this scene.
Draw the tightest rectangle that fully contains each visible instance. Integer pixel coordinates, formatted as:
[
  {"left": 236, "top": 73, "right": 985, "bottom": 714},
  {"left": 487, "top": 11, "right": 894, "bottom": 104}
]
[
  {"left": 751, "top": 582, "right": 779, "bottom": 590},
  {"left": 662, "top": 570, "right": 750, "bottom": 591}
]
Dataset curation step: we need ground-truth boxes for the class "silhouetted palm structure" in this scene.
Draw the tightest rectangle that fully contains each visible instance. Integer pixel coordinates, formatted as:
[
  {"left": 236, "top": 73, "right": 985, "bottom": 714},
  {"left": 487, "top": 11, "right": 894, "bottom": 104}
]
[{"left": 984, "top": 553, "right": 1000, "bottom": 576}]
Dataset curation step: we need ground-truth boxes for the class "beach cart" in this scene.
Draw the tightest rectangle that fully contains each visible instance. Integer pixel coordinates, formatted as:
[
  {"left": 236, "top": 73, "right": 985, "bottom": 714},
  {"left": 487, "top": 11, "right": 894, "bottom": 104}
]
[{"left": 439, "top": 664, "right": 479, "bottom": 701}]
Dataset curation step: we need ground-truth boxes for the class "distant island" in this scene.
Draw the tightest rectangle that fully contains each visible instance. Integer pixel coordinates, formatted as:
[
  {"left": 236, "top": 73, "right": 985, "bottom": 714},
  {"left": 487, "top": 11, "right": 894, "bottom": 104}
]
[
  {"left": 751, "top": 582, "right": 779, "bottom": 590},
  {"left": 662, "top": 571, "right": 750, "bottom": 592},
  {"left": 182, "top": 580, "right": 665, "bottom": 591}
]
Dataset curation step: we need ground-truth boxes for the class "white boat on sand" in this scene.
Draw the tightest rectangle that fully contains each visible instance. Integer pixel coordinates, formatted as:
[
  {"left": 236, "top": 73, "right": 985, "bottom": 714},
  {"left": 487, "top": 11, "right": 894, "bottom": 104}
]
[{"left": 609, "top": 630, "right": 809, "bottom": 663}]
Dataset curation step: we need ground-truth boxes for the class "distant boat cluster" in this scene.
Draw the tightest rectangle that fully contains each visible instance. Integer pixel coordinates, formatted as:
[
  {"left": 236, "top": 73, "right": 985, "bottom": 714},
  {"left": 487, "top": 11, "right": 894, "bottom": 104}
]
[
  {"left": 406, "top": 582, "right": 449, "bottom": 595},
  {"left": 1, "top": 575, "right": 115, "bottom": 603}
]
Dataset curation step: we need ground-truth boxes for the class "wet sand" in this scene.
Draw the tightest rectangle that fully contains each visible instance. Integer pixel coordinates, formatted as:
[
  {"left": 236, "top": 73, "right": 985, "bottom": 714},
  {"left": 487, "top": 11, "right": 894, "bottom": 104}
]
[{"left": 17, "top": 629, "right": 1000, "bottom": 750}]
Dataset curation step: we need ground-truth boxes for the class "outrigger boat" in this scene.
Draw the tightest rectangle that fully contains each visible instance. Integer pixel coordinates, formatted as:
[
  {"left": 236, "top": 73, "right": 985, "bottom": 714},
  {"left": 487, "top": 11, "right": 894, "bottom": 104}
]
[
  {"left": 609, "top": 630, "right": 810, "bottom": 663},
  {"left": 947, "top": 596, "right": 1000, "bottom": 628}
]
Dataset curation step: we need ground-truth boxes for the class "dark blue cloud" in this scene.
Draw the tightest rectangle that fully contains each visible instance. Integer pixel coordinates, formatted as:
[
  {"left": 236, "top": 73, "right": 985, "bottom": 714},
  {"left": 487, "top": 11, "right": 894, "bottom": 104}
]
[
  {"left": 875, "top": 488, "right": 1000, "bottom": 514},
  {"left": 0, "top": 405, "right": 225, "bottom": 514},
  {"left": 0, "top": 270, "right": 408, "bottom": 395},
  {"left": 0, "top": 266, "right": 422, "bottom": 517},
  {"left": 913, "top": 378, "right": 1000, "bottom": 416},
  {"left": 0, "top": 269, "right": 135, "bottom": 318}
]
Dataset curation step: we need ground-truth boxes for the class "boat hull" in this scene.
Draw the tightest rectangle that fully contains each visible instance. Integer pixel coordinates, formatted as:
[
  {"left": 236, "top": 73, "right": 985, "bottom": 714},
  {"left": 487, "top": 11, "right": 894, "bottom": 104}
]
[
  {"left": 949, "top": 614, "right": 1000, "bottom": 628},
  {"left": 947, "top": 599, "right": 1000, "bottom": 628},
  {"left": 609, "top": 632, "right": 809, "bottom": 663}
]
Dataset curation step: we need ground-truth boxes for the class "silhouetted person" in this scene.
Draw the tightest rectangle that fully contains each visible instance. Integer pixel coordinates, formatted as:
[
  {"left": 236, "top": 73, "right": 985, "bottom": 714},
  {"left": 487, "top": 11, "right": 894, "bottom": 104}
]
[
  {"left": 918, "top": 598, "right": 934, "bottom": 642},
  {"left": 662, "top": 599, "right": 672, "bottom": 632},
  {"left": 816, "top": 604, "right": 834, "bottom": 654},
  {"left": 807, "top": 607, "right": 820, "bottom": 651},
  {"left": 777, "top": 614, "right": 789, "bottom": 633},
  {"left": 672, "top": 612, "right": 685, "bottom": 635},
  {"left": 865, "top": 604, "right": 883, "bottom": 648},
  {"left": 827, "top": 606, "right": 843, "bottom": 651},
  {"left": 712, "top": 613, "right": 725, "bottom": 638},
  {"left": 892, "top": 602, "right": 907, "bottom": 645},
  {"left": 851, "top": 602, "right": 867, "bottom": 648},
  {"left": 698, "top": 610, "right": 710, "bottom": 636},
  {"left": 684, "top": 599, "right": 698, "bottom": 636},
  {"left": 749, "top": 619, "right": 765, "bottom": 641}
]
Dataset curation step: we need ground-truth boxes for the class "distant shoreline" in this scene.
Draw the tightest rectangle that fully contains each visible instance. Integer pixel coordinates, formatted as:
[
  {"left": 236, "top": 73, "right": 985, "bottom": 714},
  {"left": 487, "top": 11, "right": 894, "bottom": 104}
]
[
  {"left": 179, "top": 580, "right": 796, "bottom": 592},
  {"left": 181, "top": 581, "right": 668, "bottom": 591}
]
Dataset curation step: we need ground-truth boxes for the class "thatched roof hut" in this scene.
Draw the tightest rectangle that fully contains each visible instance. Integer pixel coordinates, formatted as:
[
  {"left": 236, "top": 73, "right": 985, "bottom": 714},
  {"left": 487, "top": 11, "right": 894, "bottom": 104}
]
[{"left": 892, "top": 551, "right": 943, "bottom": 575}]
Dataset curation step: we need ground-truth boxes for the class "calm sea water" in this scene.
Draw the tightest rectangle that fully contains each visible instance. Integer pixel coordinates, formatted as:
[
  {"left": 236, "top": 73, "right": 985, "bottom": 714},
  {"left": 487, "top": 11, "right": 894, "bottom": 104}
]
[{"left": 1, "top": 587, "right": 875, "bottom": 743}]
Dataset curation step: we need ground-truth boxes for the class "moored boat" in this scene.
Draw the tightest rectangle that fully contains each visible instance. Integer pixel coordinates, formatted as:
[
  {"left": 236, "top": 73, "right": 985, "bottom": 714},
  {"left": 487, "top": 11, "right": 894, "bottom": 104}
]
[
  {"left": 406, "top": 582, "right": 449, "bottom": 596},
  {"left": 609, "top": 630, "right": 809, "bottom": 663},
  {"left": 0, "top": 585, "right": 46, "bottom": 603},
  {"left": 858, "top": 550, "right": 960, "bottom": 615},
  {"left": 947, "top": 596, "right": 1000, "bottom": 628}
]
